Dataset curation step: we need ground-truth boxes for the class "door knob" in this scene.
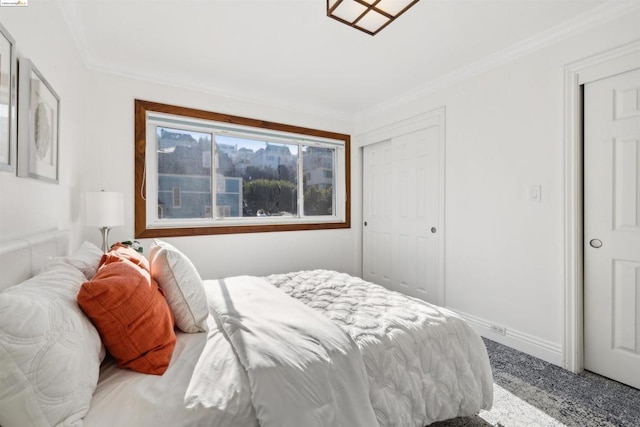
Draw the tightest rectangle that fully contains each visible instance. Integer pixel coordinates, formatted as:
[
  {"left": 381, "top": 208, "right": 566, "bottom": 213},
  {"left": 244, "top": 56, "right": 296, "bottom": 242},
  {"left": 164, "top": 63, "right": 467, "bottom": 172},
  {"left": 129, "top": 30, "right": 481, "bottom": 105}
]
[
  {"left": 431, "top": 227, "right": 437, "bottom": 233},
  {"left": 364, "top": 221, "right": 368, "bottom": 227},
  {"left": 589, "top": 239, "right": 603, "bottom": 249}
]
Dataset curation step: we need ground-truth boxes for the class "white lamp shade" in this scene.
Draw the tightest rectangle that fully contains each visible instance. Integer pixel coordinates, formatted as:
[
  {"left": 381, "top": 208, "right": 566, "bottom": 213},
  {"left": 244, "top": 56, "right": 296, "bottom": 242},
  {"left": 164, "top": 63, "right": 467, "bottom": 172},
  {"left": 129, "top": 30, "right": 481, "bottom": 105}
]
[{"left": 84, "top": 191, "right": 125, "bottom": 227}]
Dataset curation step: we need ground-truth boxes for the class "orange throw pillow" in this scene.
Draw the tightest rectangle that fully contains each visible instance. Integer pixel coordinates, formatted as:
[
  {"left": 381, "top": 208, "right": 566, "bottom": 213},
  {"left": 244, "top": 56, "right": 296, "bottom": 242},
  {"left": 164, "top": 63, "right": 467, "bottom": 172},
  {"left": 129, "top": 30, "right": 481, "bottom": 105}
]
[
  {"left": 77, "top": 259, "right": 176, "bottom": 375},
  {"left": 99, "top": 243, "right": 150, "bottom": 271}
]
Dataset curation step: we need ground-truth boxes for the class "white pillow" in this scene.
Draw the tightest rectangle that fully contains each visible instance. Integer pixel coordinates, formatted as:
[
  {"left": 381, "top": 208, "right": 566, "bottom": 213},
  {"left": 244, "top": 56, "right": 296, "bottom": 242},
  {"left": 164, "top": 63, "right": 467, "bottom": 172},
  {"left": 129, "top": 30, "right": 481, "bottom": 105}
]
[
  {"left": 0, "top": 262, "right": 104, "bottom": 427},
  {"left": 49, "top": 241, "right": 103, "bottom": 280},
  {"left": 149, "top": 240, "right": 208, "bottom": 333}
]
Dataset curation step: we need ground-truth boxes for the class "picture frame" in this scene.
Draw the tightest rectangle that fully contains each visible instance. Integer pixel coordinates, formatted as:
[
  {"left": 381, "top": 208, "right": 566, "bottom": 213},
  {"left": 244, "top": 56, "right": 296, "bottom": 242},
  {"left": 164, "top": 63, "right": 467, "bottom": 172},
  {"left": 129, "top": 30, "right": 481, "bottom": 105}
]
[
  {"left": 0, "top": 22, "right": 17, "bottom": 172},
  {"left": 17, "top": 58, "right": 60, "bottom": 184}
]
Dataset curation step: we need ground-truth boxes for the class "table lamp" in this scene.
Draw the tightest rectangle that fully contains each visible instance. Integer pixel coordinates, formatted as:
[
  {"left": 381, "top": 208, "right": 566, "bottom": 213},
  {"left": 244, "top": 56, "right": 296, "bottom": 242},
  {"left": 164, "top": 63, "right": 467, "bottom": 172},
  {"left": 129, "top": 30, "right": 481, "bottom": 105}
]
[{"left": 84, "top": 190, "right": 125, "bottom": 252}]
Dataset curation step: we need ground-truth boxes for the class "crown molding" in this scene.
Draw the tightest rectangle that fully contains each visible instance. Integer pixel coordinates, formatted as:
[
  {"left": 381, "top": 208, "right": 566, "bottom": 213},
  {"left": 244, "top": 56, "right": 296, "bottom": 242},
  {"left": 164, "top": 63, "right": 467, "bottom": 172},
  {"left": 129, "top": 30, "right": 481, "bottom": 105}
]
[
  {"left": 84, "top": 56, "right": 355, "bottom": 123},
  {"left": 355, "top": 0, "right": 640, "bottom": 122},
  {"left": 56, "top": 1, "right": 96, "bottom": 69}
]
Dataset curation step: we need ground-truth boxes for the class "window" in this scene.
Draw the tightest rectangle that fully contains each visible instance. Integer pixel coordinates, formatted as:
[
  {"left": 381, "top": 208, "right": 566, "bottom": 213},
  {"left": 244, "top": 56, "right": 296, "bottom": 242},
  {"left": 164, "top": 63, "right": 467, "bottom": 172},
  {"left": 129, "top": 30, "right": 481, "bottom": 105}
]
[{"left": 134, "top": 100, "right": 351, "bottom": 237}]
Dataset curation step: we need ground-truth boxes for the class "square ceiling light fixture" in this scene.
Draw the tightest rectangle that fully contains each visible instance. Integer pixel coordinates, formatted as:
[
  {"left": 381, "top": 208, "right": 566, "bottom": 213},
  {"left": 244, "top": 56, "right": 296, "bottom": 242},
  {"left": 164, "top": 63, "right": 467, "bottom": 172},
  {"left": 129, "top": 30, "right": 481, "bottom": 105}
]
[{"left": 327, "top": 0, "right": 421, "bottom": 36}]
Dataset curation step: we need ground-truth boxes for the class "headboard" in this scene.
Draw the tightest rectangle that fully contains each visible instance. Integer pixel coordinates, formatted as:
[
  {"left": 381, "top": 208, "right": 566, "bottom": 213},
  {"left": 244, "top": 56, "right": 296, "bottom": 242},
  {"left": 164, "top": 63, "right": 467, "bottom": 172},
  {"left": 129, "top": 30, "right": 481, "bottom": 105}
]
[{"left": 0, "top": 230, "right": 70, "bottom": 291}]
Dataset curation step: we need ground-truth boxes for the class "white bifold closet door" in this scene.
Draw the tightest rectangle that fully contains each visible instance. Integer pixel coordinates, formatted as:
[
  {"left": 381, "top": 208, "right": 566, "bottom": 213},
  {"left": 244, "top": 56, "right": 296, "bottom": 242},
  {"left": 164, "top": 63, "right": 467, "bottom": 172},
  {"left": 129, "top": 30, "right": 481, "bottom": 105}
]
[
  {"left": 362, "top": 127, "right": 442, "bottom": 305},
  {"left": 584, "top": 67, "right": 640, "bottom": 389}
]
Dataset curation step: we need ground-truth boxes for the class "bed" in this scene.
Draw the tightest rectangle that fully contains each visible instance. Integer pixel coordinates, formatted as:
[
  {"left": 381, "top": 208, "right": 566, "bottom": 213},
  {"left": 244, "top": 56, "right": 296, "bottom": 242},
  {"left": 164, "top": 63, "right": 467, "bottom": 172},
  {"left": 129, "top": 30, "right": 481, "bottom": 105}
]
[{"left": 0, "top": 231, "right": 493, "bottom": 427}]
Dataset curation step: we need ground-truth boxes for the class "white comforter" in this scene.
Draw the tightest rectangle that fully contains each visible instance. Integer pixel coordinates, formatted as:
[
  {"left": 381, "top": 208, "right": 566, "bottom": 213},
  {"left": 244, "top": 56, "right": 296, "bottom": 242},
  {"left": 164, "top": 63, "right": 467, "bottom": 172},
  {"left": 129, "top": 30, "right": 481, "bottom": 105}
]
[
  {"left": 264, "top": 270, "right": 494, "bottom": 426},
  {"left": 196, "top": 276, "right": 378, "bottom": 427},
  {"left": 85, "top": 270, "right": 492, "bottom": 427}
]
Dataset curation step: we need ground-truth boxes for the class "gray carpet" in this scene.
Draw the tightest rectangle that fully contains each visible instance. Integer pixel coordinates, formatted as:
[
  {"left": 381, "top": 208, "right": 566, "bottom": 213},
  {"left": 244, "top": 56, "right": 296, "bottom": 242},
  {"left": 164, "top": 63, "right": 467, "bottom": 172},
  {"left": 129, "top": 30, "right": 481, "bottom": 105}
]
[{"left": 430, "top": 338, "right": 640, "bottom": 427}]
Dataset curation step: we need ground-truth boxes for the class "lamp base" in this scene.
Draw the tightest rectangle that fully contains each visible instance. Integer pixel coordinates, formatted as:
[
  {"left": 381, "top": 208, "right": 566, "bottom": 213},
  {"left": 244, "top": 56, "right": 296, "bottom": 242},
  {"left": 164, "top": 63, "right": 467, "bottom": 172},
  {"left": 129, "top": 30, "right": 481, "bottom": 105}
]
[{"left": 99, "top": 226, "right": 112, "bottom": 253}]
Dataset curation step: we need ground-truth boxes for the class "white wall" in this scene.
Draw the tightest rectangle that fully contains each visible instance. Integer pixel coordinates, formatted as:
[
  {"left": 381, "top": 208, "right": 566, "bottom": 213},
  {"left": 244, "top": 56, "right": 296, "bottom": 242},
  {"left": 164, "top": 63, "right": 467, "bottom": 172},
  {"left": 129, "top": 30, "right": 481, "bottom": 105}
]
[
  {"left": 0, "top": 2, "right": 88, "bottom": 248},
  {"left": 80, "top": 69, "right": 358, "bottom": 279},
  {"left": 353, "top": 9, "right": 640, "bottom": 365}
]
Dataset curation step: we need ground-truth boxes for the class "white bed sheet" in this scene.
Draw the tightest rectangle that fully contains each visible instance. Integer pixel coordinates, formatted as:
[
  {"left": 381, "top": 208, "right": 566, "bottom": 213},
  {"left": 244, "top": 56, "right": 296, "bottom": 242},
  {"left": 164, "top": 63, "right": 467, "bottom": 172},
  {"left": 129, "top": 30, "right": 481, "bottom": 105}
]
[{"left": 84, "top": 325, "right": 257, "bottom": 427}]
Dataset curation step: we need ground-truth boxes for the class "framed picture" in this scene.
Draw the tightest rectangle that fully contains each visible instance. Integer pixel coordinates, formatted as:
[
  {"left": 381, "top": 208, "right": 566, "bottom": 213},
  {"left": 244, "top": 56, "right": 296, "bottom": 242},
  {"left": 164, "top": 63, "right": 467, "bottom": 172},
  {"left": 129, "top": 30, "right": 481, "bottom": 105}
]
[
  {"left": 0, "top": 23, "right": 17, "bottom": 172},
  {"left": 17, "top": 58, "right": 60, "bottom": 184}
]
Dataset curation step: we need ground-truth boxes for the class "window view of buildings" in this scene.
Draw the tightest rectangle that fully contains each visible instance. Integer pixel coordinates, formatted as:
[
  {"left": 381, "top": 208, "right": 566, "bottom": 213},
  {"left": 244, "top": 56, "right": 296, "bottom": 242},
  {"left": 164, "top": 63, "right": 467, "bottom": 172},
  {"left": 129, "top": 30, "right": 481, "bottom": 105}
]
[{"left": 156, "top": 127, "right": 334, "bottom": 220}]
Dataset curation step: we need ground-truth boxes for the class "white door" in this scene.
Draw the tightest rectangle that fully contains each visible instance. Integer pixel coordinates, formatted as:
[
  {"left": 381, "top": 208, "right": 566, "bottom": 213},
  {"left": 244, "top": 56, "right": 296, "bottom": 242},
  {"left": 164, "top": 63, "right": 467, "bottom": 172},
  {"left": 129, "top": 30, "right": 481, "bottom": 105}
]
[
  {"left": 362, "top": 139, "right": 393, "bottom": 289},
  {"left": 584, "top": 67, "right": 640, "bottom": 389},
  {"left": 363, "top": 126, "right": 442, "bottom": 304}
]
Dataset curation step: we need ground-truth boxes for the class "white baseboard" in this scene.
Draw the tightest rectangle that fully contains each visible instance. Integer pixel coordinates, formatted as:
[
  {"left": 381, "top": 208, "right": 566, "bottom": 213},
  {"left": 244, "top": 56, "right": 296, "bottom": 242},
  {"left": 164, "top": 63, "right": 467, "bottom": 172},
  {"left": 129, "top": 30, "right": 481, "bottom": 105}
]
[{"left": 449, "top": 308, "right": 564, "bottom": 367}]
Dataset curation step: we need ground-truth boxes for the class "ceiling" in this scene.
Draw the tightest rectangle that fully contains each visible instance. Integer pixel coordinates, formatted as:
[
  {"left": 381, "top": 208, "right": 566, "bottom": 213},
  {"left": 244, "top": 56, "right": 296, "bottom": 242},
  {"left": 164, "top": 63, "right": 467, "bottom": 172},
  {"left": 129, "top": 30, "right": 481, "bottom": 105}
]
[{"left": 57, "top": 0, "right": 611, "bottom": 118}]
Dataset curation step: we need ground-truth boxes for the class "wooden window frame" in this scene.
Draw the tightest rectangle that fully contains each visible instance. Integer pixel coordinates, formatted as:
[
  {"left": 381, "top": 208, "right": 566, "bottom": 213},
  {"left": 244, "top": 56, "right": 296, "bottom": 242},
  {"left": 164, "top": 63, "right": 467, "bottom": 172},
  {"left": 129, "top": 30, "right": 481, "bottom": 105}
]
[{"left": 134, "top": 99, "right": 351, "bottom": 238}]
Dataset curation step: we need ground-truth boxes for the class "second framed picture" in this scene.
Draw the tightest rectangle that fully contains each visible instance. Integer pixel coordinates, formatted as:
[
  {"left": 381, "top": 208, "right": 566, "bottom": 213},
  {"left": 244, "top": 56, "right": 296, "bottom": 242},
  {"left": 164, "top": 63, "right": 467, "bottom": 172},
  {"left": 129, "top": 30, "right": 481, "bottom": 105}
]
[{"left": 17, "top": 58, "right": 60, "bottom": 184}]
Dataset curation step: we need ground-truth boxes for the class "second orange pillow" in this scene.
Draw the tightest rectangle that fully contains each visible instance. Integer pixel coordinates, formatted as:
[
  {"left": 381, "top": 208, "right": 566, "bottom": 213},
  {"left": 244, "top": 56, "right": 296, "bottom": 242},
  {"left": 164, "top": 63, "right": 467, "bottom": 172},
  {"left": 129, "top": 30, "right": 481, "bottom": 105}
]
[{"left": 100, "top": 243, "right": 150, "bottom": 271}]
